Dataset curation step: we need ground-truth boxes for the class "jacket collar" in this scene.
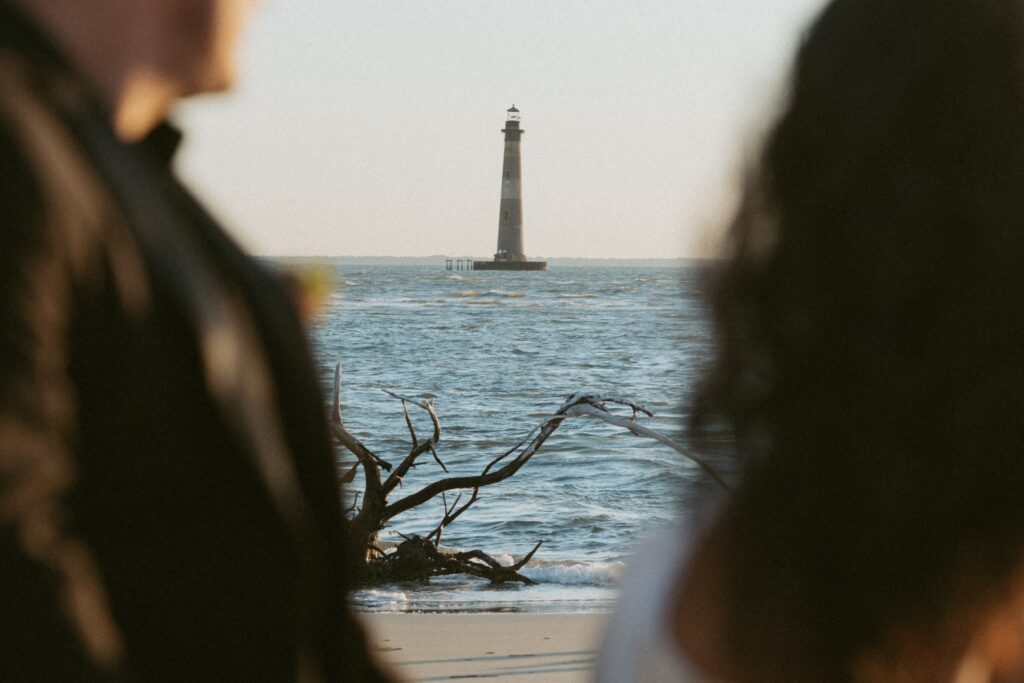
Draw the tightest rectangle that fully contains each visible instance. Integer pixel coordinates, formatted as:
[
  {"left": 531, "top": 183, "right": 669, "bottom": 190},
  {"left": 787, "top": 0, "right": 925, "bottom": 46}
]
[{"left": 133, "top": 122, "right": 184, "bottom": 169}]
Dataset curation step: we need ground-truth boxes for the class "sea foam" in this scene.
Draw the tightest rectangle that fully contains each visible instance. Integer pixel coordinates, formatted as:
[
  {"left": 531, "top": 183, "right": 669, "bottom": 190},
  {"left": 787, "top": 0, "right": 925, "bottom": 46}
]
[
  {"left": 488, "top": 554, "right": 625, "bottom": 586},
  {"left": 521, "top": 560, "right": 625, "bottom": 586}
]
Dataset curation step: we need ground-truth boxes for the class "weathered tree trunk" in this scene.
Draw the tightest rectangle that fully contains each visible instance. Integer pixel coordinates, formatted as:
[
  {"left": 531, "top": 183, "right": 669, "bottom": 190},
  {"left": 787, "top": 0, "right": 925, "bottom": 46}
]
[{"left": 330, "top": 363, "right": 727, "bottom": 584}]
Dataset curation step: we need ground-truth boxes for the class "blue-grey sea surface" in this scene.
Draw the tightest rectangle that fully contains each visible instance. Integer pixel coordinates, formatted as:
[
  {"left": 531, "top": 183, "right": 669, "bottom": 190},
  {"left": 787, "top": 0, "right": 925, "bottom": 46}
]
[{"left": 304, "top": 263, "right": 717, "bottom": 612}]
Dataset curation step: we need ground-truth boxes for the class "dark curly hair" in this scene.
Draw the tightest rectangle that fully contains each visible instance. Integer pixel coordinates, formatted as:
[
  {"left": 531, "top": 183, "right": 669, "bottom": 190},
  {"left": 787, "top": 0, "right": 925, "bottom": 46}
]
[{"left": 692, "top": 0, "right": 1024, "bottom": 678}]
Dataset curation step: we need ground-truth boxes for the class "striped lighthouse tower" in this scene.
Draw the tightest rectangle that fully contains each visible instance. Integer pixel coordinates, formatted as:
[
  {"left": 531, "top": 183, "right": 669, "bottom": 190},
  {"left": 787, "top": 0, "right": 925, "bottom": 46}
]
[
  {"left": 496, "top": 105, "right": 525, "bottom": 261},
  {"left": 474, "top": 106, "right": 546, "bottom": 271}
]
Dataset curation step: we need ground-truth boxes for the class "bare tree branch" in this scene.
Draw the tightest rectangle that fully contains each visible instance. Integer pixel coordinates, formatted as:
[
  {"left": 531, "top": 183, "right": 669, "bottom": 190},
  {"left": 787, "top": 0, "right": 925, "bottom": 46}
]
[
  {"left": 457, "top": 549, "right": 503, "bottom": 570},
  {"left": 331, "top": 365, "right": 392, "bottom": 473},
  {"left": 342, "top": 491, "right": 362, "bottom": 515},
  {"left": 428, "top": 444, "right": 448, "bottom": 474},
  {"left": 382, "top": 409, "right": 571, "bottom": 522},
  {"left": 564, "top": 401, "right": 731, "bottom": 491},
  {"left": 336, "top": 379, "right": 730, "bottom": 586},
  {"left": 382, "top": 389, "right": 442, "bottom": 443},
  {"left": 379, "top": 389, "right": 444, "bottom": 495},
  {"left": 382, "top": 440, "right": 436, "bottom": 495},
  {"left": 513, "top": 541, "right": 543, "bottom": 570},
  {"left": 382, "top": 392, "right": 728, "bottom": 522},
  {"left": 340, "top": 463, "right": 359, "bottom": 485},
  {"left": 593, "top": 396, "right": 654, "bottom": 420},
  {"left": 364, "top": 536, "right": 537, "bottom": 585},
  {"left": 332, "top": 364, "right": 393, "bottom": 551},
  {"left": 427, "top": 488, "right": 479, "bottom": 546},
  {"left": 398, "top": 398, "right": 417, "bottom": 446}
]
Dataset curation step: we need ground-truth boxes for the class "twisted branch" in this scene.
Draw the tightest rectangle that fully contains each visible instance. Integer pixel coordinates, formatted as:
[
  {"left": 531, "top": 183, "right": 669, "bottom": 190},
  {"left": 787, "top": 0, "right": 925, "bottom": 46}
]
[
  {"left": 381, "top": 389, "right": 443, "bottom": 495},
  {"left": 564, "top": 401, "right": 731, "bottom": 490},
  {"left": 331, "top": 370, "right": 730, "bottom": 586}
]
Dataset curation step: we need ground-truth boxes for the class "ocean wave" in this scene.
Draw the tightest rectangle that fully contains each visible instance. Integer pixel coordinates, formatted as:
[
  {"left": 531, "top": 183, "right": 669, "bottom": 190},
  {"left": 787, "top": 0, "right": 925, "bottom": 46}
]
[
  {"left": 519, "top": 559, "right": 625, "bottom": 586},
  {"left": 455, "top": 289, "right": 525, "bottom": 299},
  {"left": 482, "top": 554, "right": 624, "bottom": 586},
  {"left": 312, "top": 263, "right": 703, "bottom": 612},
  {"left": 357, "top": 589, "right": 408, "bottom": 607}
]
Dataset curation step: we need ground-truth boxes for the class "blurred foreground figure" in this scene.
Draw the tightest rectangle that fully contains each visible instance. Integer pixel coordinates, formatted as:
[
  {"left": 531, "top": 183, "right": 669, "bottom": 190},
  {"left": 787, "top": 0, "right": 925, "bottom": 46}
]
[
  {"left": 601, "top": 0, "right": 1024, "bottom": 681},
  {"left": 0, "top": 1, "right": 386, "bottom": 680}
]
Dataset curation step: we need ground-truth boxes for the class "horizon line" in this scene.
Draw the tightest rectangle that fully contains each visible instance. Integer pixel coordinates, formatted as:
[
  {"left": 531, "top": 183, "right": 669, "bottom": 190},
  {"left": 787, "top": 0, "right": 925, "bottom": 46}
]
[{"left": 261, "top": 254, "right": 713, "bottom": 261}]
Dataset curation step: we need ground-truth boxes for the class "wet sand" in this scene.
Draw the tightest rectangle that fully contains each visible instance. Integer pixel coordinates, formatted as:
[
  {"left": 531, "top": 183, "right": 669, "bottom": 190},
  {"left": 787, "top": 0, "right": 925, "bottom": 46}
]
[{"left": 360, "top": 613, "right": 607, "bottom": 682}]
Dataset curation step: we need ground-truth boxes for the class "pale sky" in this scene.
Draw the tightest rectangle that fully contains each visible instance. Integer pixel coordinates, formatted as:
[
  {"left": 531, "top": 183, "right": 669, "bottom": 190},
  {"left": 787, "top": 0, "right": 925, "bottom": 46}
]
[{"left": 176, "top": 0, "right": 828, "bottom": 259}]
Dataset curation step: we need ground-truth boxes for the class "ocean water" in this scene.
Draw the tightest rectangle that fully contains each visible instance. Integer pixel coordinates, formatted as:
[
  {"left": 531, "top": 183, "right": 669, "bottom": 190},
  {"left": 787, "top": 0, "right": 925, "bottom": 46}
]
[{"left": 304, "top": 263, "right": 718, "bottom": 612}]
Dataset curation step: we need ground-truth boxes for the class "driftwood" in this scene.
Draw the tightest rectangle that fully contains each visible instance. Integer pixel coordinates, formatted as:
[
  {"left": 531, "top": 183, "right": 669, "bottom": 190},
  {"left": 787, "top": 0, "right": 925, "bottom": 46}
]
[
  {"left": 331, "top": 363, "right": 726, "bottom": 585},
  {"left": 363, "top": 535, "right": 543, "bottom": 585}
]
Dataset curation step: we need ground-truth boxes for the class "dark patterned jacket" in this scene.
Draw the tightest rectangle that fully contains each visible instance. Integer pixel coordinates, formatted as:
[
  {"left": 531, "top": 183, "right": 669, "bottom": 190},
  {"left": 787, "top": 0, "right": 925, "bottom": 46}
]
[{"left": 0, "top": 4, "right": 385, "bottom": 681}]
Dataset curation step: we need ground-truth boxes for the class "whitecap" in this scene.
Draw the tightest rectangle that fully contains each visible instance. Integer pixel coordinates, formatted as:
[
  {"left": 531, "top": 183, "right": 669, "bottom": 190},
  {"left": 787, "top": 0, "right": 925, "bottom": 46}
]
[{"left": 520, "top": 560, "right": 625, "bottom": 586}]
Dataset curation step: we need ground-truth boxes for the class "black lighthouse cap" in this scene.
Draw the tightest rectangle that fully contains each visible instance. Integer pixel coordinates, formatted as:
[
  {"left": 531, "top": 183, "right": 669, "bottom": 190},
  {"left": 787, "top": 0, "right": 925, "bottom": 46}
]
[{"left": 508, "top": 105, "right": 519, "bottom": 112}]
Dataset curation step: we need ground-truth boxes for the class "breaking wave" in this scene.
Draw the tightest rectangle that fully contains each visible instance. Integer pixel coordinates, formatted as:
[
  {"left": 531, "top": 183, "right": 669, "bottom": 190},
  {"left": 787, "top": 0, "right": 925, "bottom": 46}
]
[
  {"left": 455, "top": 290, "right": 526, "bottom": 299},
  {"left": 521, "top": 560, "right": 625, "bottom": 586},
  {"left": 487, "top": 556, "right": 624, "bottom": 586}
]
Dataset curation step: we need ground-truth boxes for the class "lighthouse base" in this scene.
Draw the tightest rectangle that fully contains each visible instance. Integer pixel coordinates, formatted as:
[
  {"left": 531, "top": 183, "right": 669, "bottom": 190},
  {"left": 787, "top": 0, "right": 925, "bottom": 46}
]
[{"left": 472, "top": 260, "right": 547, "bottom": 271}]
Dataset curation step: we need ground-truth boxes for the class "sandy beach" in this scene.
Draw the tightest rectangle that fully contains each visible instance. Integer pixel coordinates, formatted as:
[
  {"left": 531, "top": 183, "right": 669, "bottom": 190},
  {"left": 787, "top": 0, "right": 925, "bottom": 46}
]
[{"left": 360, "top": 613, "right": 607, "bottom": 682}]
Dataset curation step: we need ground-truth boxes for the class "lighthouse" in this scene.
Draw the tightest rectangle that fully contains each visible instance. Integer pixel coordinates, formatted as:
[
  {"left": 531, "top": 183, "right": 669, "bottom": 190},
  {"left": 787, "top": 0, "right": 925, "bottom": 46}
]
[
  {"left": 496, "top": 105, "right": 525, "bottom": 261},
  {"left": 474, "top": 106, "right": 547, "bottom": 271}
]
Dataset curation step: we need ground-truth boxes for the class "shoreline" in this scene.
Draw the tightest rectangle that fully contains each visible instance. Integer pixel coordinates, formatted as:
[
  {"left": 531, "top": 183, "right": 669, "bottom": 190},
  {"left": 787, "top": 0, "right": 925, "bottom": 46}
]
[
  {"left": 350, "top": 578, "right": 620, "bottom": 615},
  {"left": 360, "top": 612, "right": 607, "bottom": 682}
]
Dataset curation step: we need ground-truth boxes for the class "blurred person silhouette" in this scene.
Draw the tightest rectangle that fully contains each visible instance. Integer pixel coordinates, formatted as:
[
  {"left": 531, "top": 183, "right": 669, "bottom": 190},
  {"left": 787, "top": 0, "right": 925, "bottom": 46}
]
[
  {"left": 0, "top": 0, "right": 387, "bottom": 680},
  {"left": 599, "top": 0, "right": 1024, "bottom": 681}
]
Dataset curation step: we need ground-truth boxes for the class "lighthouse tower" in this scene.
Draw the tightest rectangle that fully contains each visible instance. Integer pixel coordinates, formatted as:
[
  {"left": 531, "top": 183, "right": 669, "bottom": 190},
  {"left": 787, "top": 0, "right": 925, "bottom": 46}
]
[
  {"left": 474, "top": 106, "right": 547, "bottom": 271},
  {"left": 496, "top": 105, "right": 525, "bottom": 261}
]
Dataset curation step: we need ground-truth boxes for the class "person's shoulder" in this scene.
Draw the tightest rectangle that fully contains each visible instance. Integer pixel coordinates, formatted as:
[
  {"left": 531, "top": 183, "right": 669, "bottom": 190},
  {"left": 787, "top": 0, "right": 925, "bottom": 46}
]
[{"left": 595, "top": 519, "right": 705, "bottom": 682}]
